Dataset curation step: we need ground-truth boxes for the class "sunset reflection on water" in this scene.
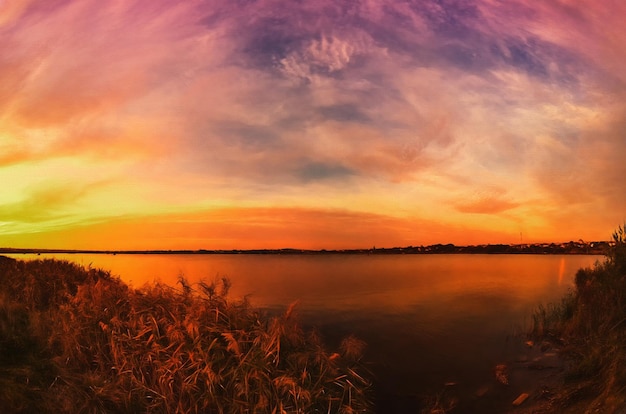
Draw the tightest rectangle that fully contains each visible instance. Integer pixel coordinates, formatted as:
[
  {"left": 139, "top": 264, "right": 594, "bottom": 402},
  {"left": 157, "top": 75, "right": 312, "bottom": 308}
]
[{"left": 11, "top": 253, "right": 597, "bottom": 314}]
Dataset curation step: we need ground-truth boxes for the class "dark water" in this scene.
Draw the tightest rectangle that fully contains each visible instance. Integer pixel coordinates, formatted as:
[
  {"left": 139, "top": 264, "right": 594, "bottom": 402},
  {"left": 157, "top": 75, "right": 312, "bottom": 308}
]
[{"left": 11, "top": 253, "right": 600, "bottom": 412}]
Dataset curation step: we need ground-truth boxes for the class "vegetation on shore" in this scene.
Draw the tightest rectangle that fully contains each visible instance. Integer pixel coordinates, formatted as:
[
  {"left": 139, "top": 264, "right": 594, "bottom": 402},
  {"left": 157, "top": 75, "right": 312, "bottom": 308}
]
[
  {"left": 0, "top": 257, "right": 371, "bottom": 413},
  {"left": 531, "top": 225, "right": 626, "bottom": 413}
]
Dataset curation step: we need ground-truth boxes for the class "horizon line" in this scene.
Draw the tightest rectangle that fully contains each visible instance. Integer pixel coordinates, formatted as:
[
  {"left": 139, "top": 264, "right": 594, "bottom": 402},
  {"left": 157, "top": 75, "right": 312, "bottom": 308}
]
[{"left": 0, "top": 240, "right": 613, "bottom": 255}]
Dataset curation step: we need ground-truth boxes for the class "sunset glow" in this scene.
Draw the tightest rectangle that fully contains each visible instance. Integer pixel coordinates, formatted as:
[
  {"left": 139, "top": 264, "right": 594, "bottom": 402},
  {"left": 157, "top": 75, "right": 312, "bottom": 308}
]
[{"left": 1, "top": 0, "right": 625, "bottom": 249}]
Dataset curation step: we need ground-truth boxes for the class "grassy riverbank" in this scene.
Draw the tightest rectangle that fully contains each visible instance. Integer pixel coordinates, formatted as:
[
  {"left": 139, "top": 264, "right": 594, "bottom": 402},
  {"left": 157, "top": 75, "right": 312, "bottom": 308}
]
[
  {"left": 0, "top": 257, "right": 371, "bottom": 413},
  {"left": 531, "top": 226, "right": 626, "bottom": 413}
]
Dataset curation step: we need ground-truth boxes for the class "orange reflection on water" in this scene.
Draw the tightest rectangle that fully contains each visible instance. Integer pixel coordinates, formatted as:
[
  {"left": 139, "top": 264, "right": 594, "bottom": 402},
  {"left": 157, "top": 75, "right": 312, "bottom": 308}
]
[{"left": 12, "top": 253, "right": 600, "bottom": 315}]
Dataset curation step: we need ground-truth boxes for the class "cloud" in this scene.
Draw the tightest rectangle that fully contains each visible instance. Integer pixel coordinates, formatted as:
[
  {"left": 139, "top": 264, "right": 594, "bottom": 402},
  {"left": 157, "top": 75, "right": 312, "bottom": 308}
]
[
  {"left": 278, "top": 33, "right": 371, "bottom": 83},
  {"left": 0, "top": 140, "right": 31, "bottom": 167},
  {"left": 533, "top": 108, "right": 626, "bottom": 210},
  {"left": 296, "top": 162, "right": 354, "bottom": 182},
  {"left": 6, "top": 0, "right": 590, "bottom": 182},
  {"left": 455, "top": 197, "right": 520, "bottom": 215},
  {"left": 0, "top": 183, "right": 93, "bottom": 224},
  {"left": 316, "top": 104, "right": 372, "bottom": 124},
  {"left": 7, "top": 0, "right": 213, "bottom": 118}
]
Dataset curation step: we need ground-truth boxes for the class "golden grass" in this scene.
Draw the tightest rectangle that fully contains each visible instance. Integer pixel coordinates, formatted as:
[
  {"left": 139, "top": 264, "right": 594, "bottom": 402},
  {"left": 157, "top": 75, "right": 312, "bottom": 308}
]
[{"left": 0, "top": 256, "right": 372, "bottom": 413}]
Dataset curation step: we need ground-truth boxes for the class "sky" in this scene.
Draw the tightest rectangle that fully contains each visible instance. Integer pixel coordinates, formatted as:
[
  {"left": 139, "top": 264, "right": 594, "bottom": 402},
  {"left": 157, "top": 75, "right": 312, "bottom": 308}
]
[{"left": 1, "top": 0, "right": 625, "bottom": 250}]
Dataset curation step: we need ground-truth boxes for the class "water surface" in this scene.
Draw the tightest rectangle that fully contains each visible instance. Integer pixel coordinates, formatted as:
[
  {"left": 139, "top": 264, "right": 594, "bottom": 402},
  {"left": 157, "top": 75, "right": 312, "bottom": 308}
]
[{"left": 10, "top": 253, "right": 600, "bottom": 412}]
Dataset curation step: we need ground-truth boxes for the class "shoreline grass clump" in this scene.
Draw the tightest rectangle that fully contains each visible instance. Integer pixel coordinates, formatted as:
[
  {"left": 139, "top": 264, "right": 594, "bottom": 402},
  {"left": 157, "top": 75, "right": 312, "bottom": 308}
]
[
  {"left": 531, "top": 225, "right": 626, "bottom": 412},
  {"left": 0, "top": 256, "right": 371, "bottom": 413}
]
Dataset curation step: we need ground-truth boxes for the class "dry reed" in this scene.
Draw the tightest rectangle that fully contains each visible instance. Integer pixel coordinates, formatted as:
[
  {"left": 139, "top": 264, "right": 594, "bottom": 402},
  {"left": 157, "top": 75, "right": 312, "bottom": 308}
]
[
  {"left": 530, "top": 225, "right": 626, "bottom": 412},
  {"left": 0, "top": 256, "right": 372, "bottom": 413}
]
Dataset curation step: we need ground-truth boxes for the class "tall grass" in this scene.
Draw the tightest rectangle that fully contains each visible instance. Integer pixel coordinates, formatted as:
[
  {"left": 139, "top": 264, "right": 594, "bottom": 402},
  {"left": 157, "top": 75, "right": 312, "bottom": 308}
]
[
  {"left": 531, "top": 225, "right": 626, "bottom": 412},
  {"left": 0, "top": 257, "right": 371, "bottom": 413}
]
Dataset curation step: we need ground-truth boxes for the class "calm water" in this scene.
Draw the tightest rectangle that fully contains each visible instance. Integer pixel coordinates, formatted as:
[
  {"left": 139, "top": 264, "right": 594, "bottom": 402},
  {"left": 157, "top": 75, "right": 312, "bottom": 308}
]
[{"left": 9, "top": 253, "right": 600, "bottom": 411}]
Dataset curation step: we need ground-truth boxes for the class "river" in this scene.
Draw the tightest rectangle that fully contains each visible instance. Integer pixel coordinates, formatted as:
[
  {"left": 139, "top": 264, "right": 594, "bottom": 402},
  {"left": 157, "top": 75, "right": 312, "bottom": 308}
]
[{"left": 8, "top": 253, "right": 600, "bottom": 412}]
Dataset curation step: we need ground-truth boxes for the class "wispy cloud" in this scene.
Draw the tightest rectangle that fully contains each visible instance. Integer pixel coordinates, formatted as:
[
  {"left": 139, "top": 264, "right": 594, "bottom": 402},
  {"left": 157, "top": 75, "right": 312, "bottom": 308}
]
[
  {"left": 0, "top": 182, "right": 94, "bottom": 224},
  {"left": 454, "top": 193, "right": 520, "bottom": 215}
]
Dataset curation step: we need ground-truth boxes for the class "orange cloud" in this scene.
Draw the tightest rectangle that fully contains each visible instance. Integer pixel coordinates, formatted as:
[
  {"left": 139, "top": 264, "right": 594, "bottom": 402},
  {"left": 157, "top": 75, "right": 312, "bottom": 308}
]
[{"left": 454, "top": 197, "right": 520, "bottom": 215}]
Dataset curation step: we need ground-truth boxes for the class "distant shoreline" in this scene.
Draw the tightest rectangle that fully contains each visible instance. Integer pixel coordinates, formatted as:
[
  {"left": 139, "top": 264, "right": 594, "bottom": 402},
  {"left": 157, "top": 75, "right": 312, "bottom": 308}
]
[{"left": 0, "top": 241, "right": 611, "bottom": 256}]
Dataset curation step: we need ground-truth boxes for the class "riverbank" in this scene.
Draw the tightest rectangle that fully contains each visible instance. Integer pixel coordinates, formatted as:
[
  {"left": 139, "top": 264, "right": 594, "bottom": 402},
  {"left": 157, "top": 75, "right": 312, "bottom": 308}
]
[
  {"left": 517, "top": 226, "right": 626, "bottom": 413},
  {"left": 481, "top": 227, "right": 626, "bottom": 414},
  {"left": 0, "top": 256, "right": 371, "bottom": 413}
]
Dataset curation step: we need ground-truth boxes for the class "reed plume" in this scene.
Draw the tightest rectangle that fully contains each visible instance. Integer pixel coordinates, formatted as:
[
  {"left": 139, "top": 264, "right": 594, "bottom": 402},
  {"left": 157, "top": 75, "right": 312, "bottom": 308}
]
[{"left": 0, "top": 257, "right": 372, "bottom": 413}]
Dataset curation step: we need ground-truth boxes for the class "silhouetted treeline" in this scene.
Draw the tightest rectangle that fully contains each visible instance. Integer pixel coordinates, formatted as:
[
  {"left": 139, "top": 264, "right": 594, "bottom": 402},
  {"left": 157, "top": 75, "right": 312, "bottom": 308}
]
[{"left": 0, "top": 241, "right": 610, "bottom": 256}]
